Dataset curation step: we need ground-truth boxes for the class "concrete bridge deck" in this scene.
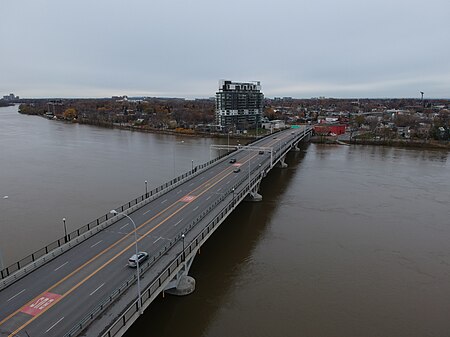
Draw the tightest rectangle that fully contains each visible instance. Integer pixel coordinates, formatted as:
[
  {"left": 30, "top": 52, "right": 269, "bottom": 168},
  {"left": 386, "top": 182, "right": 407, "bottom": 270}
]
[{"left": 0, "top": 126, "right": 312, "bottom": 337}]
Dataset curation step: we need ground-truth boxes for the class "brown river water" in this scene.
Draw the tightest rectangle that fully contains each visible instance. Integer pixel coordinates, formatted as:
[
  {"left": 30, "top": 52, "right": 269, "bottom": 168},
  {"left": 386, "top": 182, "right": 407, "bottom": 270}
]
[{"left": 1, "top": 105, "right": 449, "bottom": 337}]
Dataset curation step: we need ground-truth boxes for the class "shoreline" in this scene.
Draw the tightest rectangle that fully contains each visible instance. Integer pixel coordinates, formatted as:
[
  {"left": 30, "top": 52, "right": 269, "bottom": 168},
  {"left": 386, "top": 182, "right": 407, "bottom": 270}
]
[{"left": 311, "top": 136, "right": 450, "bottom": 150}]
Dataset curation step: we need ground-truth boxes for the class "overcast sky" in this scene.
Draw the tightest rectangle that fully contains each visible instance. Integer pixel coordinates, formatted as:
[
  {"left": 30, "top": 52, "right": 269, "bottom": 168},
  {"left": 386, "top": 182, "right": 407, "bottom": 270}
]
[{"left": 1, "top": 0, "right": 449, "bottom": 99}]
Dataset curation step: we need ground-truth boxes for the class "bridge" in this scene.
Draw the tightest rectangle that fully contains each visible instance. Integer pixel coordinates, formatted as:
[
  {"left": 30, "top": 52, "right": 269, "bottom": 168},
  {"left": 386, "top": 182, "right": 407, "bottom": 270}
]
[{"left": 0, "top": 126, "right": 312, "bottom": 337}]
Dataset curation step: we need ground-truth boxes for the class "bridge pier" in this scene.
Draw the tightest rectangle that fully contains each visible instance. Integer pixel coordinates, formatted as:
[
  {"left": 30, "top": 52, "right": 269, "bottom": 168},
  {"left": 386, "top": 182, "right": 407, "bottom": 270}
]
[
  {"left": 276, "top": 154, "right": 288, "bottom": 168},
  {"left": 165, "top": 275, "right": 195, "bottom": 296},
  {"left": 164, "top": 252, "right": 196, "bottom": 296},
  {"left": 291, "top": 141, "right": 301, "bottom": 152},
  {"left": 245, "top": 179, "right": 263, "bottom": 202}
]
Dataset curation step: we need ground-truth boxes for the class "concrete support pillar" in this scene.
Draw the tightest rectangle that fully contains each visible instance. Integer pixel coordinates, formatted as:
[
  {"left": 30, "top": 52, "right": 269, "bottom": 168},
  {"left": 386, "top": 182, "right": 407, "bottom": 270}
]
[
  {"left": 276, "top": 154, "right": 288, "bottom": 168},
  {"left": 165, "top": 275, "right": 195, "bottom": 296},
  {"left": 245, "top": 180, "right": 263, "bottom": 202},
  {"left": 165, "top": 248, "right": 196, "bottom": 296}
]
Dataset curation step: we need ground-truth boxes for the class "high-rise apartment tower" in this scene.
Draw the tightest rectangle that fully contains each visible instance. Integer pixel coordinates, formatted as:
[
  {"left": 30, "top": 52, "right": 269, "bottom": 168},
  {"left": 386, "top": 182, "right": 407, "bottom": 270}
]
[{"left": 215, "top": 80, "right": 264, "bottom": 130}]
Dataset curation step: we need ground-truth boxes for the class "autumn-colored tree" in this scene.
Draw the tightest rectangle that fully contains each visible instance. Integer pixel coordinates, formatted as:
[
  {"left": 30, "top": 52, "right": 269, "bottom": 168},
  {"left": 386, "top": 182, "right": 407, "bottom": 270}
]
[{"left": 63, "top": 108, "right": 77, "bottom": 120}]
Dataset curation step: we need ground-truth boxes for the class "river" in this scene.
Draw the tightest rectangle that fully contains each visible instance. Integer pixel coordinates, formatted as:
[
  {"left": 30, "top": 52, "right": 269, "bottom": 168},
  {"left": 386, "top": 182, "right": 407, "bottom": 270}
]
[{"left": 1, "top": 105, "right": 449, "bottom": 337}]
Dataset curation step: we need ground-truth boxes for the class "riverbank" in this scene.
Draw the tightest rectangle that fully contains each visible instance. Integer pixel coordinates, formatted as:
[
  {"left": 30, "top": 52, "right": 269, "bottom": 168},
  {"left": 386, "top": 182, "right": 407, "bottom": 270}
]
[{"left": 311, "top": 136, "right": 450, "bottom": 150}]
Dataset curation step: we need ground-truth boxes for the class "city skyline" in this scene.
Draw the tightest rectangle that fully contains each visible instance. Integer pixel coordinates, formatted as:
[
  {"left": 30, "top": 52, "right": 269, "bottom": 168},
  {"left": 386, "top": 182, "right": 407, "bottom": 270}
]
[{"left": 1, "top": 0, "right": 449, "bottom": 99}]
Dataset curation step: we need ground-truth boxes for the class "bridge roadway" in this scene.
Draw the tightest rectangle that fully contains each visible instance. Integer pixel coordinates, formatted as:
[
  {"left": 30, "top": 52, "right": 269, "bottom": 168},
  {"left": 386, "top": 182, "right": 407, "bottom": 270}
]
[{"left": 0, "top": 126, "right": 311, "bottom": 337}]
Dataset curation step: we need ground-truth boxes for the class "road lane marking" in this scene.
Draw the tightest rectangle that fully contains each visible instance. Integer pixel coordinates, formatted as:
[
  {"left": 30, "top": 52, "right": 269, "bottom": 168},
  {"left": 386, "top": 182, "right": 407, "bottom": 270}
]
[
  {"left": 54, "top": 262, "right": 68, "bottom": 271},
  {"left": 143, "top": 209, "right": 151, "bottom": 215},
  {"left": 193, "top": 206, "right": 199, "bottom": 211},
  {"left": 45, "top": 316, "right": 64, "bottom": 333},
  {"left": 174, "top": 219, "right": 183, "bottom": 227},
  {"left": 7, "top": 289, "right": 26, "bottom": 302},
  {"left": 2, "top": 139, "right": 270, "bottom": 334},
  {"left": 120, "top": 223, "right": 130, "bottom": 230},
  {"left": 206, "top": 196, "right": 212, "bottom": 200},
  {"left": 21, "top": 292, "right": 62, "bottom": 317},
  {"left": 177, "top": 190, "right": 182, "bottom": 194},
  {"left": 189, "top": 183, "right": 194, "bottom": 186},
  {"left": 89, "top": 283, "right": 105, "bottom": 296},
  {"left": 180, "top": 195, "right": 196, "bottom": 203},
  {"left": 217, "top": 188, "right": 222, "bottom": 192},
  {"left": 90, "top": 240, "right": 103, "bottom": 248},
  {"left": 153, "top": 237, "right": 162, "bottom": 243},
  {"left": 161, "top": 199, "right": 168, "bottom": 204}
]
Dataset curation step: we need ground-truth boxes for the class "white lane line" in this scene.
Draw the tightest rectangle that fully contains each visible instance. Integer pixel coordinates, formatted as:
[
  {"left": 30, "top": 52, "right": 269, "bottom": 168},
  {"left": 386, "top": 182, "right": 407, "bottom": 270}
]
[
  {"left": 46, "top": 317, "right": 64, "bottom": 333},
  {"left": 217, "top": 188, "right": 222, "bottom": 192},
  {"left": 206, "top": 196, "right": 211, "bottom": 200},
  {"left": 54, "top": 261, "right": 68, "bottom": 271},
  {"left": 199, "top": 177, "right": 205, "bottom": 180},
  {"left": 174, "top": 219, "right": 183, "bottom": 227},
  {"left": 7, "top": 289, "right": 26, "bottom": 302},
  {"left": 90, "top": 240, "right": 103, "bottom": 248},
  {"left": 120, "top": 223, "right": 130, "bottom": 230},
  {"left": 177, "top": 190, "right": 182, "bottom": 194},
  {"left": 226, "top": 180, "right": 231, "bottom": 184},
  {"left": 193, "top": 206, "right": 199, "bottom": 211},
  {"left": 189, "top": 183, "right": 194, "bottom": 186},
  {"left": 154, "top": 237, "right": 162, "bottom": 243},
  {"left": 90, "top": 283, "right": 105, "bottom": 296},
  {"left": 161, "top": 199, "right": 168, "bottom": 204},
  {"left": 143, "top": 209, "right": 151, "bottom": 215}
]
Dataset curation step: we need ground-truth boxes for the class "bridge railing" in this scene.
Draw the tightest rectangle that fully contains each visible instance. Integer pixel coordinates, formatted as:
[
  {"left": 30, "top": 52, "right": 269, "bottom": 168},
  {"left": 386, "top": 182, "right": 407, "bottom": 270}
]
[
  {"left": 64, "top": 128, "right": 312, "bottom": 337},
  {"left": 0, "top": 150, "right": 233, "bottom": 282},
  {"left": 63, "top": 156, "right": 268, "bottom": 337}
]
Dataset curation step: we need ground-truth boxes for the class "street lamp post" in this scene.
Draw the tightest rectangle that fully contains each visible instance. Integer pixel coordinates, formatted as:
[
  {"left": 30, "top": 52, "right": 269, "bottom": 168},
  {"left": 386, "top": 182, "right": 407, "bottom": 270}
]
[
  {"left": 145, "top": 180, "right": 148, "bottom": 197},
  {"left": 110, "top": 210, "right": 143, "bottom": 314},
  {"left": 232, "top": 188, "right": 235, "bottom": 206},
  {"left": 191, "top": 159, "right": 194, "bottom": 171},
  {"left": 62, "top": 218, "right": 68, "bottom": 243},
  {"left": 181, "top": 234, "right": 185, "bottom": 262}
]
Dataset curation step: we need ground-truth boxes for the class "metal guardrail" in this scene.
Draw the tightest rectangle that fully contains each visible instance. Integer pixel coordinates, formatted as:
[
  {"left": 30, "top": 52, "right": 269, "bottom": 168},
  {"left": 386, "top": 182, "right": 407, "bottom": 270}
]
[
  {"left": 64, "top": 130, "right": 311, "bottom": 337},
  {"left": 97, "top": 172, "right": 265, "bottom": 337},
  {"left": 0, "top": 151, "right": 232, "bottom": 281}
]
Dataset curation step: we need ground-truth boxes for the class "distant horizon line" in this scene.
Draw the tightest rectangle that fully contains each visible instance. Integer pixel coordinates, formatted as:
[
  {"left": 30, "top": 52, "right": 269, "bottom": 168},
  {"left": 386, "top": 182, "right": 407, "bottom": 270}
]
[{"left": 5, "top": 95, "right": 450, "bottom": 101}]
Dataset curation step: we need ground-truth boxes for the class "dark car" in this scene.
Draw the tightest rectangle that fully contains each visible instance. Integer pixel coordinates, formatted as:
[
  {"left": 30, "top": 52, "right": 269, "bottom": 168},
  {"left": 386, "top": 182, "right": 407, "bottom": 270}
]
[
  {"left": 229, "top": 158, "right": 236, "bottom": 163},
  {"left": 259, "top": 150, "right": 264, "bottom": 155},
  {"left": 233, "top": 168, "right": 241, "bottom": 173}
]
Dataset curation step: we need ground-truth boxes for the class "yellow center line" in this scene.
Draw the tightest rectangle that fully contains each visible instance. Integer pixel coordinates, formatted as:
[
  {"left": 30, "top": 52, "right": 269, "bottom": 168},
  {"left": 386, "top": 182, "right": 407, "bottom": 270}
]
[
  {"left": 5, "top": 131, "right": 293, "bottom": 335},
  {"left": 6, "top": 152, "right": 259, "bottom": 336}
]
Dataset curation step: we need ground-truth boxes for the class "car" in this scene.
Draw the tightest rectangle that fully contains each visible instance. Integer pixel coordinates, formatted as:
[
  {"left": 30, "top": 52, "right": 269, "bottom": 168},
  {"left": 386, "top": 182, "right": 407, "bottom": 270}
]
[
  {"left": 273, "top": 137, "right": 277, "bottom": 139},
  {"left": 258, "top": 150, "right": 264, "bottom": 155},
  {"left": 229, "top": 158, "right": 236, "bottom": 163},
  {"left": 233, "top": 168, "right": 241, "bottom": 173},
  {"left": 128, "top": 251, "right": 149, "bottom": 267}
]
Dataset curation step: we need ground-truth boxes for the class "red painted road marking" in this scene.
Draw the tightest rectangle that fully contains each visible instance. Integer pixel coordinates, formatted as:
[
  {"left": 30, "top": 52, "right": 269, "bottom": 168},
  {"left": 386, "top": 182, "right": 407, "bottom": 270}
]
[
  {"left": 21, "top": 292, "right": 62, "bottom": 317},
  {"left": 232, "top": 163, "right": 242, "bottom": 167},
  {"left": 180, "top": 195, "right": 197, "bottom": 203}
]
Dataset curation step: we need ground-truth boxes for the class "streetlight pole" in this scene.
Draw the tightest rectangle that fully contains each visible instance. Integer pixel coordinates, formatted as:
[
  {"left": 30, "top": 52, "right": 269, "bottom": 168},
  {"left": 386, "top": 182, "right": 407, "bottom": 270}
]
[
  {"left": 145, "top": 180, "right": 148, "bottom": 197},
  {"left": 110, "top": 210, "right": 142, "bottom": 314},
  {"left": 191, "top": 159, "right": 194, "bottom": 171},
  {"left": 181, "top": 234, "right": 185, "bottom": 262},
  {"left": 232, "top": 188, "right": 235, "bottom": 206},
  {"left": 62, "top": 218, "right": 68, "bottom": 243}
]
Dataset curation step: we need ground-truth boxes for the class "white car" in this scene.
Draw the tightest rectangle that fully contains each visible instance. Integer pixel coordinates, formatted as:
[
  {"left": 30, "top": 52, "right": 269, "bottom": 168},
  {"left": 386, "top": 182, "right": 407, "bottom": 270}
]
[{"left": 128, "top": 251, "right": 149, "bottom": 267}]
